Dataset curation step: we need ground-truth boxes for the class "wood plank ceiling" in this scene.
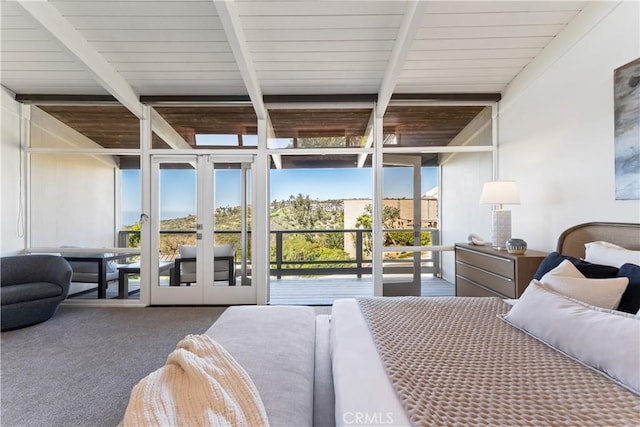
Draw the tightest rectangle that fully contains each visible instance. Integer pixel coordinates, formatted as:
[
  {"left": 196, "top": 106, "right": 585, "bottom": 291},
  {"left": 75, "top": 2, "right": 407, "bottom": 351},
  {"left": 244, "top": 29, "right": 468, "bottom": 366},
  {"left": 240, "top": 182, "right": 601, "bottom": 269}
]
[{"left": 0, "top": 1, "right": 588, "bottom": 165}]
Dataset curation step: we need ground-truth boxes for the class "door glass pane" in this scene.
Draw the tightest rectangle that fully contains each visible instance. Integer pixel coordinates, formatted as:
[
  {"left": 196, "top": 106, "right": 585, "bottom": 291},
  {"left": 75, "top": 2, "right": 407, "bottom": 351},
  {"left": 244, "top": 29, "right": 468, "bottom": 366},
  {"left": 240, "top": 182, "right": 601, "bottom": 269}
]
[
  {"left": 212, "top": 163, "right": 251, "bottom": 287},
  {"left": 159, "top": 163, "right": 197, "bottom": 287},
  {"left": 381, "top": 156, "right": 440, "bottom": 296}
]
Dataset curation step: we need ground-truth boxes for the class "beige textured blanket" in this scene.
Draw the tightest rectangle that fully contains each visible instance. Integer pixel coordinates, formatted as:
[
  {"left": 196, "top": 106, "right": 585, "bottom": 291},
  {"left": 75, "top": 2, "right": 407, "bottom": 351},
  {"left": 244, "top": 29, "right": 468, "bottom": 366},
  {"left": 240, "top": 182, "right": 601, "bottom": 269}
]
[
  {"left": 357, "top": 296, "right": 640, "bottom": 427},
  {"left": 122, "top": 334, "right": 269, "bottom": 427}
]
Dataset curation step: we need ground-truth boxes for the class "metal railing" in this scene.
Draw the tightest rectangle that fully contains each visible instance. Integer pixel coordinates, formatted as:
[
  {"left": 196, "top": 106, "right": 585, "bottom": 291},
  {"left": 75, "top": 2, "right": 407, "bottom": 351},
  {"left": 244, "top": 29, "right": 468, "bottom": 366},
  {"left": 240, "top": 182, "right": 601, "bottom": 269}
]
[{"left": 117, "top": 228, "right": 441, "bottom": 278}]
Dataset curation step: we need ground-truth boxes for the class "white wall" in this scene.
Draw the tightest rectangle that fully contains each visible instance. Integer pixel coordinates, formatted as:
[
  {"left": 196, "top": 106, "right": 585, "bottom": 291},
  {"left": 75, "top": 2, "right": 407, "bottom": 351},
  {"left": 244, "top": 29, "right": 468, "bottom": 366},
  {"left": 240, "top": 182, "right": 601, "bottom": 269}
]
[
  {"left": 28, "top": 107, "right": 119, "bottom": 248},
  {"left": 440, "top": 107, "right": 494, "bottom": 282},
  {"left": 499, "top": 1, "right": 640, "bottom": 253},
  {"left": 1, "top": 87, "right": 26, "bottom": 255}
]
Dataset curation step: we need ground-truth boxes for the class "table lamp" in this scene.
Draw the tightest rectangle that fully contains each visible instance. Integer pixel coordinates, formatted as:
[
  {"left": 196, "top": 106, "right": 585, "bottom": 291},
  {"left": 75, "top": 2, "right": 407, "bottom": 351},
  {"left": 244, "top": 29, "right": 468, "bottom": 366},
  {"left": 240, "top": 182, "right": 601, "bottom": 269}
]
[{"left": 480, "top": 181, "right": 520, "bottom": 249}]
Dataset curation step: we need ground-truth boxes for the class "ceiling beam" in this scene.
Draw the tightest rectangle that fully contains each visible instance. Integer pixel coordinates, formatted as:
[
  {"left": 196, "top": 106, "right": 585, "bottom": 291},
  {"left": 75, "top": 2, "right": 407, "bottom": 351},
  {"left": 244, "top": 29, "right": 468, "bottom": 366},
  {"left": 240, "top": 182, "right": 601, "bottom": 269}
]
[
  {"left": 16, "top": 1, "right": 141, "bottom": 116},
  {"left": 356, "top": 110, "right": 376, "bottom": 168},
  {"left": 376, "top": 0, "right": 429, "bottom": 117},
  {"left": 214, "top": 0, "right": 266, "bottom": 120},
  {"left": 16, "top": 0, "right": 191, "bottom": 150}
]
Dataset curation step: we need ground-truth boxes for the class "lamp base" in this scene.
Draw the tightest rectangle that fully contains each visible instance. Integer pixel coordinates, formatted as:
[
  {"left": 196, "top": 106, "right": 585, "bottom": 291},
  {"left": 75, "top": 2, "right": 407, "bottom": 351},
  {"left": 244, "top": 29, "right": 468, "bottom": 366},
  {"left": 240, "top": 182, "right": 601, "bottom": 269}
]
[{"left": 491, "top": 210, "right": 511, "bottom": 249}]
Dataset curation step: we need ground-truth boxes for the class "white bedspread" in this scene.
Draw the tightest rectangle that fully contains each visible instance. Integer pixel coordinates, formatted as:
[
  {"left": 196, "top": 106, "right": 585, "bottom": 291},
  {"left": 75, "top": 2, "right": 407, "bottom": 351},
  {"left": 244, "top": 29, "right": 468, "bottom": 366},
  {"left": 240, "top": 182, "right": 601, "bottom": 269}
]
[
  {"left": 330, "top": 298, "right": 410, "bottom": 427},
  {"left": 121, "top": 334, "right": 269, "bottom": 427}
]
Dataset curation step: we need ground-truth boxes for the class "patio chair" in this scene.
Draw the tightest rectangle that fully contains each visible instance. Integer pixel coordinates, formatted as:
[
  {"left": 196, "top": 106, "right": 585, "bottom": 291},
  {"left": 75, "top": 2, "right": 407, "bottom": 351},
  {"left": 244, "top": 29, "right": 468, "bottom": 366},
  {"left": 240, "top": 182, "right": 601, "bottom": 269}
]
[{"left": 172, "top": 244, "right": 236, "bottom": 286}]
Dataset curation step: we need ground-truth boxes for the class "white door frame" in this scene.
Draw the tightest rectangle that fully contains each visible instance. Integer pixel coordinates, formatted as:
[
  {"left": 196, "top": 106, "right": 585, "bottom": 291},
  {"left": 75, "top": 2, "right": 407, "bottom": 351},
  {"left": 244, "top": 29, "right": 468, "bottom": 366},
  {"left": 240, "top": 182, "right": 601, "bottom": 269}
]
[
  {"left": 381, "top": 154, "right": 422, "bottom": 296},
  {"left": 149, "top": 154, "right": 256, "bottom": 305}
]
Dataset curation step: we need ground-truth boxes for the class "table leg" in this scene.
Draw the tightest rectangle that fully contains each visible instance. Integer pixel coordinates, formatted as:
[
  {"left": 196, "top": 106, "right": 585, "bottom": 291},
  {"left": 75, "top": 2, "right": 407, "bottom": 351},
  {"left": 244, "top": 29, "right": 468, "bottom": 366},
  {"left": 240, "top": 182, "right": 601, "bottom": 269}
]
[
  {"left": 98, "top": 259, "right": 106, "bottom": 299},
  {"left": 118, "top": 270, "right": 128, "bottom": 299}
]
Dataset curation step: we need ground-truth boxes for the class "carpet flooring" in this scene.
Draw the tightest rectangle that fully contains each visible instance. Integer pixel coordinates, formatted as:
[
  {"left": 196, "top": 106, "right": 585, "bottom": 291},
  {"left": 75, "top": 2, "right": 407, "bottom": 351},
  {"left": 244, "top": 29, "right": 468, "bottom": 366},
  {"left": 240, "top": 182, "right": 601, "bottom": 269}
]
[{"left": 1, "top": 305, "right": 227, "bottom": 427}]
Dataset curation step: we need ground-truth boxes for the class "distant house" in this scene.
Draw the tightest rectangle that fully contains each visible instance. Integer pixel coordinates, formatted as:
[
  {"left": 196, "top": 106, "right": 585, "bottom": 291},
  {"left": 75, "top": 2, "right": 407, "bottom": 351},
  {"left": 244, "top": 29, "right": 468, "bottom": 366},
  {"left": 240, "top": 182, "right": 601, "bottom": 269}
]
[{"left": 343, "top": 188, "right": 439, "bottom": 257}]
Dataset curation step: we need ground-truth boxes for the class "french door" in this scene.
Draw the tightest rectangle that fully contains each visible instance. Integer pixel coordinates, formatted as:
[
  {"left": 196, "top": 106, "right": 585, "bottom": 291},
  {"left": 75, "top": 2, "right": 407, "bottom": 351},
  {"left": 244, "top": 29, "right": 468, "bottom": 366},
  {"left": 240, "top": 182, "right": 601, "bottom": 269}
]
[
  {"left": 150, "top": 154, "right": 256, "bottom": 305},
  {"left": 381, "top": 154, "right": 424, "bottom": 296}
]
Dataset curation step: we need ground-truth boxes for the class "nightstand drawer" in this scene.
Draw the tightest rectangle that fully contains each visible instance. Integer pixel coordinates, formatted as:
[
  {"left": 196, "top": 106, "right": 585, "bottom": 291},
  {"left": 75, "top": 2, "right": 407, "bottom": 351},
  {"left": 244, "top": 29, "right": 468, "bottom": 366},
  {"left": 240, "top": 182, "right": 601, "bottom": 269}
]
[
  {"left": 456, "top": 247, "right": 515, "bottom": 279},
  {"left": 456, "top": 276, "right": 503, "bottom": 298},
  {"left": 456, "top": 262, "right": 516, "bottom": 298}
]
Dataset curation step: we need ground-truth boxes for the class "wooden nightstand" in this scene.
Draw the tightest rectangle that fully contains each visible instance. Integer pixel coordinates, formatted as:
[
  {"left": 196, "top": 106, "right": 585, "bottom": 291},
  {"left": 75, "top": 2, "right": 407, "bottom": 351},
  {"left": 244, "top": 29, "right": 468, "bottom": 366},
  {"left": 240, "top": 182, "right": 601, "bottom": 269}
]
[{"left": 455, "top": 243, "right": 547, "bottom": 298}]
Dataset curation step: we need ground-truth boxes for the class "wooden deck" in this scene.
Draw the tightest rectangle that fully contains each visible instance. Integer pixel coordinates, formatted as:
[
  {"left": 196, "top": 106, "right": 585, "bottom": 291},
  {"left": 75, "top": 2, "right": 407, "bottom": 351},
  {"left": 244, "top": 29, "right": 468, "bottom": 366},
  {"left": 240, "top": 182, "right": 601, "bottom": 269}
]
[
  {"left": 68, "top": 274, "right": 455, "bottom": 304},
  {"left": 269, "top": 275, "right": 454, "bottom": 305}
]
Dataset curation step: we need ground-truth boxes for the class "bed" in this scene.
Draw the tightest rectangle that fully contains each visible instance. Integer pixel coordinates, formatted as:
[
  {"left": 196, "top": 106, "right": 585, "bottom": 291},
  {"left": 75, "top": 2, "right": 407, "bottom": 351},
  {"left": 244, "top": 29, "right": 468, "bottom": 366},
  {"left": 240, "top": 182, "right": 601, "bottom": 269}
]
[
  {"left": 332, "top": 222, "right": 640, "bottom": 426},
  {"left": 122, "top": 222, "right": 639, "bottom": 427}
]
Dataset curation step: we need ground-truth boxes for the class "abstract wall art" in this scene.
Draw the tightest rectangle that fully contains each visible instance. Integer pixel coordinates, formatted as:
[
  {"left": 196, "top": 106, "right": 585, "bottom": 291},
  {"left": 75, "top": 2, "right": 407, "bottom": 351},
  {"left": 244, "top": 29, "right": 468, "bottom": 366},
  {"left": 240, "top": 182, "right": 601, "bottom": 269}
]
[{"left": 614, "top": 57, "right": 640, "bottom": 200}]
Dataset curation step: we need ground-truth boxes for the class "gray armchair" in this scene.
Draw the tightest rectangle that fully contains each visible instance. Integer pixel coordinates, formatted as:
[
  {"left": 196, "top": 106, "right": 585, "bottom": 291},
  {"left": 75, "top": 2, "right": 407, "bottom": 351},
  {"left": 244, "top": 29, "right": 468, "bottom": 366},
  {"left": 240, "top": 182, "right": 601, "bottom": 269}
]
[
  {"left": 172, "top": 244, "right": 236, "bottom": 286},
  {"left": 1, "top": 255, "right": 72, "bottom": 331}
]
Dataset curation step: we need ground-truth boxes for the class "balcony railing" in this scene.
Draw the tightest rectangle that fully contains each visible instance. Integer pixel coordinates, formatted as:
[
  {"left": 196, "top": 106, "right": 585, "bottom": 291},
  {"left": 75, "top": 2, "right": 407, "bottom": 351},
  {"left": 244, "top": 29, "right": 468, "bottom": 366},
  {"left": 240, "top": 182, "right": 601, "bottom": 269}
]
[{"left": 117, "top": 228, "right": 441, "bottom": 278}]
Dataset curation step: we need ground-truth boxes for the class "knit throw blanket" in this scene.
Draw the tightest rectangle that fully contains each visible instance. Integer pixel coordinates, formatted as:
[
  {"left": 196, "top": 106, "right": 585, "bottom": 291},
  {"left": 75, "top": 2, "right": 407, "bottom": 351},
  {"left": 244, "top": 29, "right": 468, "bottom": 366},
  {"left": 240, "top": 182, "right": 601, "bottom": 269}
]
[
  {"left": 357, "top": 296, "right": 640, "bottom": 427},
  {"left": 121, "top": 334, "right": 269, "bottom": 427}
]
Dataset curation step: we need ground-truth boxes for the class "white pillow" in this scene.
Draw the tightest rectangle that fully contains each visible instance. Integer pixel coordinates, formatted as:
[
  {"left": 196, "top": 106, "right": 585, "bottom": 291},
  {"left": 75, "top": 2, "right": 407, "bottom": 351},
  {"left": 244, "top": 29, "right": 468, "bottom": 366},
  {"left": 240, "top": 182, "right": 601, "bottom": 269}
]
[
  {"left": 503, "top": 281, "right": 640, "bottom": 395},
  {"left": 540, "top": 259, "right": 585, "bottom": 281},
  {"left": 539, "top": 259, "right": 628, "bottom": 309},
  {"left": 584, "top": 241, "right": 640, "bottom": 268},
  {"left": 178, "top": 245, "right": 197, "bottom": 274}
]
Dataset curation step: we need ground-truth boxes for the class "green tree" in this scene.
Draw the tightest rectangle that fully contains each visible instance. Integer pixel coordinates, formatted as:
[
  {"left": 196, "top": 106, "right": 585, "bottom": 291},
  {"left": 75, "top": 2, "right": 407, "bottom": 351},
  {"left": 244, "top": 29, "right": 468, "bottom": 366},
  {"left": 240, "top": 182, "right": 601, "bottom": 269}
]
[
  {"left": 127, "top": 222, "right": 141, "bottom": 248},
  {"left": 353, "top": 204, "right": 432, "bottom": 257}
]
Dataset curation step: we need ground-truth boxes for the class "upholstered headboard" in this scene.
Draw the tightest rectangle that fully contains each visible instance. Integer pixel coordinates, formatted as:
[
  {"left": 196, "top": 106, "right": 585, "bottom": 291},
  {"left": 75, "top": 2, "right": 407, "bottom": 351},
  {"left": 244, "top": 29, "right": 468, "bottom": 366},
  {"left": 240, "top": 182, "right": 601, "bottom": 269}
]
[{"left": 556, "top": 222, "right": 640, "bottom": 258}]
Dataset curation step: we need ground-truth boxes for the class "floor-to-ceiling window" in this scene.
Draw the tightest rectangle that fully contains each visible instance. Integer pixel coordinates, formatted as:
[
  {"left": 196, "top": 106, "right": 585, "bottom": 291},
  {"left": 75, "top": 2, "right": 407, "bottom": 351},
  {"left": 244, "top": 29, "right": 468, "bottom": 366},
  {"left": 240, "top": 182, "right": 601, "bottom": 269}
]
[
  {"left": 266, "top": 106, "right": 375, "bottom": 304},
  {"left": 23, "top": 99, "right": 496, "bottom": 306},
  {"left": 26, "top": 103, "right": 143, "bottom": 302},
  {"left": 381, "top": 102, "right": 495, "bottom": 295}
]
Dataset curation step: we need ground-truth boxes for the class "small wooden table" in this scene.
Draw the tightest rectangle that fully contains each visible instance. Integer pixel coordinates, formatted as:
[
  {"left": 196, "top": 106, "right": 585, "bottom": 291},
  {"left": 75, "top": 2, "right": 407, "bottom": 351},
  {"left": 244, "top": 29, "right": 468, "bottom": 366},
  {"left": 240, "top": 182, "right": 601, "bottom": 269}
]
[{"left": 117, "top": 261, "right": 174, "bottom": 299}]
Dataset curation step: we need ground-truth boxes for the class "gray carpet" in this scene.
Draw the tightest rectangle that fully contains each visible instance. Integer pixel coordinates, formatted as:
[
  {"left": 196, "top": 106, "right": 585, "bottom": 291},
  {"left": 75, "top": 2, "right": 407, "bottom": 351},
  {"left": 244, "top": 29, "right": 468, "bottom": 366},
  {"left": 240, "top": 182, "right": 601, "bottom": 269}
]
[{"left": 1, "top": 305, "right": 227, "bottom": 427}]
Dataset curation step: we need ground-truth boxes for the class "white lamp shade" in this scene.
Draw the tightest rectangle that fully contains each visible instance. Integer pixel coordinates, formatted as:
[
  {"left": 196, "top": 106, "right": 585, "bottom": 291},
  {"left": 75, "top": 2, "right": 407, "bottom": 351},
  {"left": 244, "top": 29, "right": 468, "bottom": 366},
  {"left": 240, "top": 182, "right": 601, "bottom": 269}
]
[{"left": 480, "top": 181, "right": 520, "bottom": 205}]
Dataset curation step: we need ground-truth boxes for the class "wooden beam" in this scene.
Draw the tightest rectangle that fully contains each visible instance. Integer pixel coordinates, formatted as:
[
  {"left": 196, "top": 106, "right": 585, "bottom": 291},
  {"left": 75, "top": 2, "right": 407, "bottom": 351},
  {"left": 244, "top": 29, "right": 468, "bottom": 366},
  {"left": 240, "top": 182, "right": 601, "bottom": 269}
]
[
  {"left": 391, "top": 93, "right": 502, "bottom": 102},
  {"left": 214, "top": 0, "right": 266, "bottom": 120},
  {"left": 141, "top": 95, "right": 251, "bottom": 104},
  {"left": 16, "top": 1, "right": 190, "bottom": 149},
  {"left": 377, "top": 0, "right": 429, "bottom": 117},
  {"left": 264, "top": 94, "right": 377, "bottom": 104},
  {"left": 150, "top": 109, "right": 192, "bottom": 149},
  {"left": 15, "top": 94, "right": 119, "bottom": 104}
]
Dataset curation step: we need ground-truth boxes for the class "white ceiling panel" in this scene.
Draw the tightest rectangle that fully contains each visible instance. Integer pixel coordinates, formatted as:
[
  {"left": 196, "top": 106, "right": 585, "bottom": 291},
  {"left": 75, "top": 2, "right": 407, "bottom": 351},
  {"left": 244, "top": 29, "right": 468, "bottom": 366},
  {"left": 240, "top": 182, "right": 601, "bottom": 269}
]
[
  {"left": 51, "top": 1, "right": 218, "bottom": 17},
  {"left": 47, "top": 0, "right": 245, "bottom": 96},
  {"left": 61, "top": 16, "right": 224, "bottom": 30},
  {"left": 101, "top": 52, "right": 237, "bottom": 63},
  {"left": 420, "top": 11, "right": 582, "bottom": 27},
  {"left": 240, "top": 1, "right": 405, "bottom": 96},
  {"left": 423, "top": 1, "right": 587, "bottom": 14},
  {"left": 396, "top": 0, "right": 585, "bottom": 95},
  {"left": 416, "top": 24, "right": 567, "bottom": 39},
  {"left": 235, "top": 1, "right": 403, "bottom": 16},
  {"left": 403, "top": 58, "right": 533, "bottom": 70},
  {"left": 1, "top": 0, "right": 594, "bottom": 100},
  {"left": 401, "top": 68, "right": 524, "bottom": 79},
  {"left": 0, "top": 3, "right": 106, "bottom": 95}
]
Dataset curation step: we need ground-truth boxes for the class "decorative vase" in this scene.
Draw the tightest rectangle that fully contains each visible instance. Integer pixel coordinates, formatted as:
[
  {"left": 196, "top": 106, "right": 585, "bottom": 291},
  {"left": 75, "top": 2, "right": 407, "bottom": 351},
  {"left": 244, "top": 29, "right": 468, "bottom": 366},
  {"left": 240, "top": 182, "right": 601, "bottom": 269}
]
[{"left": 506, "top": 238, "right": 527, "bottom": 254}]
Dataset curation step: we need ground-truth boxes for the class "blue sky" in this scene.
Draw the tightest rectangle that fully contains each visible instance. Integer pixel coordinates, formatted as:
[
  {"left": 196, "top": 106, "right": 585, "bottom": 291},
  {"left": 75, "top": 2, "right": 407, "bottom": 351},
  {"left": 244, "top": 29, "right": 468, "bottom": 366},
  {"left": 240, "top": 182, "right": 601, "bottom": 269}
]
[{"left": 121, "top": 167, "right": 438, "bottom": 224}]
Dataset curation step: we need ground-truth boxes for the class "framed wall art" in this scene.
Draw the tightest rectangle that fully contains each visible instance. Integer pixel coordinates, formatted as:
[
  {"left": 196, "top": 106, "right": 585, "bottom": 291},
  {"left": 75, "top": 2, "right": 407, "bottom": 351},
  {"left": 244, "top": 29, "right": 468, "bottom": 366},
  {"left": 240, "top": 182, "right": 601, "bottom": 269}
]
[{"left": 614, "top": 57, "right": 640, "bottom": 200}]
